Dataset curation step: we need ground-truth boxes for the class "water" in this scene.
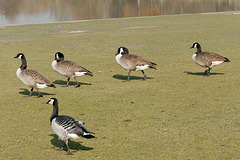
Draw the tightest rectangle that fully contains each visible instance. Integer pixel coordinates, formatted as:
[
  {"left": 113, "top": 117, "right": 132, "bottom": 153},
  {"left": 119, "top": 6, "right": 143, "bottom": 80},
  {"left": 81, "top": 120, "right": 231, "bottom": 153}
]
[{"left": 0, "top": 0, "right": 240, "bottom": 25}]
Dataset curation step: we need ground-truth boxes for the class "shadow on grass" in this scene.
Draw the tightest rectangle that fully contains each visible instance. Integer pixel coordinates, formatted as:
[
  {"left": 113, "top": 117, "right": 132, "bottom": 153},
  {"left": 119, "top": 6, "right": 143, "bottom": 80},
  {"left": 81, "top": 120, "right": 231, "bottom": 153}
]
[
  {"left": 19, "top": 88, "right": 55, "bottom": 97},
  {"left": 49, "top": 134, "right": 93, "bottom": 152},
  {"left": 183, "top": 71, "right": 225, "bottom": 76},
  {"left": 113, "top": 74, "right": 153, "bottom": 81},
  {"left": 53, "top": 80, "right": 92, "bottom": 86}
]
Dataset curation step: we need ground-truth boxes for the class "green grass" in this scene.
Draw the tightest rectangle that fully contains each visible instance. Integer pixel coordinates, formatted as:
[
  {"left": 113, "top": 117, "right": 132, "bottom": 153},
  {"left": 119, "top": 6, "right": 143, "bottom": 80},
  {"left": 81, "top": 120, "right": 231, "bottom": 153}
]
[{"left": 1, "top": 14, "right": 240, "bottom": 159}]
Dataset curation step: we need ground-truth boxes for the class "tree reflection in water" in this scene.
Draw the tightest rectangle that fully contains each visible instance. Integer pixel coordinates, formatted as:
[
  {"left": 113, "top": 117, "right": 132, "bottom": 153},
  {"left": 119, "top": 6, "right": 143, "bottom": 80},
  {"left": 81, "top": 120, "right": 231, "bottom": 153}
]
[{"left": 0, "top": 0, "right": 239, "bottom": 25}]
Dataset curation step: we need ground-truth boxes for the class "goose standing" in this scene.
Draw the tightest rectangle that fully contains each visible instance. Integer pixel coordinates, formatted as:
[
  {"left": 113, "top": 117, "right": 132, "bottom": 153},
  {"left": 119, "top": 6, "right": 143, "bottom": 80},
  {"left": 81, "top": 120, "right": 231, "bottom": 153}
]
[
  {"left": 52, "top": 52, "right": 93, "bottom": 88},
  {"left": 14, "top": 53, "right": 56, "bottom": 97},
  {"left": 46, "top": 98, "right": 95, "bottom": 155},
  {"left": 115, "top": 47, "right": 157, "bottom": 82},
  {"left": 190, "top": 42, "right": 230, "bottom": 76}
]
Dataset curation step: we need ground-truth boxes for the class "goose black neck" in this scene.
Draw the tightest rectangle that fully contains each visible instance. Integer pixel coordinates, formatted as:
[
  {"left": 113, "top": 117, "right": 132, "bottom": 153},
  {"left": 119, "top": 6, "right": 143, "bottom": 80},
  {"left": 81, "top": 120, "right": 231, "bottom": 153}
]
[
  {"left": 50, "top": 100, "right": 59, "bottom": 123},
  {"left": 59, "top": 56, "right": 64, "bottom": 61},
  {"left": 20, "top": 55, "right": 27, "bottom": 70},
  {"left": 196, "top": 45, "right": 202, "bottom": 54}
]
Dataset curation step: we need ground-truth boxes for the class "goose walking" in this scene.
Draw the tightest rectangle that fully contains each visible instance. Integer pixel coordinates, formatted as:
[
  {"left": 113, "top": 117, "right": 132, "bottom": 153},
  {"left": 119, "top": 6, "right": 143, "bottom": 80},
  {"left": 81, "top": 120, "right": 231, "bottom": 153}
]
[
  {"left": 190, "top": 42, "right": 230, "bottom": 76},
  {"left": 52, "top": 52, "right": 93, "bottom": 88},
  {"left": 115, "top": 47, "right": 157, "bottom": 82},
  {"left": 14, "top": 53, "right": 56, "bottom": 97},
  {"left": 46, "top": 98, "right": 95, "bottom": 155}
]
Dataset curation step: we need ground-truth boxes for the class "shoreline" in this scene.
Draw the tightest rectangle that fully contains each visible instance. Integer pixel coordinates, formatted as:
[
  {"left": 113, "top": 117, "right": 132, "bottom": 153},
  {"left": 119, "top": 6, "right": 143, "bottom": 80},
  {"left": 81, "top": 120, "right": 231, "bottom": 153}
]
[{"left": 1, "top": 10, "right": 240, "bottom": 28}]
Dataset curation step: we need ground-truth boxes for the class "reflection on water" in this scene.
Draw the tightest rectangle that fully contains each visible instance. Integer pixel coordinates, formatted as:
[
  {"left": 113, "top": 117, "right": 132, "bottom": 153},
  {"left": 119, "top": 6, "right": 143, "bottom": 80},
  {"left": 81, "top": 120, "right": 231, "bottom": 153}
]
[{"left": 0, "top": 0, "right": 240, "bottom": 25}]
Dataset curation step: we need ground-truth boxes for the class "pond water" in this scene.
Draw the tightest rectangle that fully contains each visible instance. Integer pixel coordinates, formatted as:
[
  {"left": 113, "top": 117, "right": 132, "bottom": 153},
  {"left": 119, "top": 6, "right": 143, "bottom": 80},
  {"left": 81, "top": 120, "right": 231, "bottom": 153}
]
[{"left": 0, "top": 0, "right": 240, "bottom": 25}]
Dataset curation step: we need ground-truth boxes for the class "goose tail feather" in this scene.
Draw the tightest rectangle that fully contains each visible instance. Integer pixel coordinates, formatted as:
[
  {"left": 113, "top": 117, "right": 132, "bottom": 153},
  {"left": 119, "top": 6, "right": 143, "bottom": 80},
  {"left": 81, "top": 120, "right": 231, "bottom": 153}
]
[
  {"left": 151, "top": 62, "right": 157, "bottom": 66},
  {"left": 47, "top": 84, "right": 56, "bottom": 88},
  {"left": 83, "top": 133, "right": 95, "bottom": 139},
  {"left": 149, "top": 66, "right": 157, "bottom": 70},
  {"left": 224, "top": 57, "right": 230, "bottom": 62},
  {"left": 84, "top": 72, "right": 93, "bottom": 77}
]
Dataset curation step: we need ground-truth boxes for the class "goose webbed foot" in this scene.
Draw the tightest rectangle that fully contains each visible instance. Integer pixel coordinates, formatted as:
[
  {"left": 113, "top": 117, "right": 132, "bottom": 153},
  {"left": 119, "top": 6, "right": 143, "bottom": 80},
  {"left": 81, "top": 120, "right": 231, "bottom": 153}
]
[
  {"left": 65, "top": 140, "right": 73, "bottom": 155},
  {"left": 204, "top": 72, "right": 210, "bottom": 76},
  {"left": 74, "top": 77, "right": 80, "bottom": 88},
  {"left": 142, "top": 76, "right": 147, "bottom": 81},
  {"left": 37, "top": 94, "right": 43, "bottom": 98},
  {"left": 66, "top": 151, "right": 73, "bottom": 155},
  {"left": 75, "top": 84, "right": 80, "bottom": 88},
  {"left": 35, "top": 88, "right": 43, "bottom": 98},
  {"left": 204, "top": 68, "right": 211, "bottom": 76}
]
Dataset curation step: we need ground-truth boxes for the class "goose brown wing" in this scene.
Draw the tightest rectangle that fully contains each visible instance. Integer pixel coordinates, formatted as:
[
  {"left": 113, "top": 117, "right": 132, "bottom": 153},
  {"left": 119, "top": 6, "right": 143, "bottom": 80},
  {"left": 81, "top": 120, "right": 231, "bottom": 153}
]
[
  {"left": 59, "top": 60, "right": 92, "bottom": 75},
  {"left": 201, "top": 52, "right": 228, "bottom": 62},
  {"left": 124, "top": 54, "right": 156, "bottom": 66},
  {"left": 22, "top": 69, "right": 52, "bottom": 85}
]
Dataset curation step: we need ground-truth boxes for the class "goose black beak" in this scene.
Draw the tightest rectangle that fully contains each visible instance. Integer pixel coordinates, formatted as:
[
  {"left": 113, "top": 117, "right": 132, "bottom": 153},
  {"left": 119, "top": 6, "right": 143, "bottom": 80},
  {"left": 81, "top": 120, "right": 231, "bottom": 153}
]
[
  {"left": 46, "top": 100, "right": 50, "bottom": 104},
  {"left": 14, "top": 56, "right": 18, "bottom": 58}
]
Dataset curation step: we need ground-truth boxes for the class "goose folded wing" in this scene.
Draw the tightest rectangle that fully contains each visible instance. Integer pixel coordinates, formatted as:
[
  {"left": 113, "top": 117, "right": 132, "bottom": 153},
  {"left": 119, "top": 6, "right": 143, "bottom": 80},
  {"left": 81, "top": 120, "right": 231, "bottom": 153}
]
[
  {"left": 201, "top": 52, "right": 227, "bottom": 61},
  {"left": 55, "top": 116, "right": 93, "bottom": 137},
  {"left": 23, "top": 69, "right": 51, "bottom": 84},
  {"left": 123, "top": 54, "right": 151, "bottom": 66},
  {"left": 61, "top": 60, "right": 92, "bottom": 75}
]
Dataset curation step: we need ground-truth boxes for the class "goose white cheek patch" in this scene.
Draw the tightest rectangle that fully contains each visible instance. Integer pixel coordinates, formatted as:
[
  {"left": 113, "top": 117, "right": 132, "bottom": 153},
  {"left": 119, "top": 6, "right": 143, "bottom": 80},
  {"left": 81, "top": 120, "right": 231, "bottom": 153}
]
[
  {"left": 120, "top": 47, "right": 124, "bottom": 54},
  {"left": 48, "top": 99, "right": 54, "bottom": 105}
]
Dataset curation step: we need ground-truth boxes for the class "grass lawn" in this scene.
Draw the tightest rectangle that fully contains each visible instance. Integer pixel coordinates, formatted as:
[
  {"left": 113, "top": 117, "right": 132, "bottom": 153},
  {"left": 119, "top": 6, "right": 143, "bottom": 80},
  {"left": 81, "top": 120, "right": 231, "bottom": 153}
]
[{"left": 1, "top": 13, "right": 240, "bottom": 159}]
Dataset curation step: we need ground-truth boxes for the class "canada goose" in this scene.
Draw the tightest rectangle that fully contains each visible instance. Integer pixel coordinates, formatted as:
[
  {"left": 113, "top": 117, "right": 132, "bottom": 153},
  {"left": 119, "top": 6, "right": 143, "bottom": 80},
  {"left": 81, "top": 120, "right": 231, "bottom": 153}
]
[
  {"left": 14, "top": 53, "right": 56, "bottom": 97},
  {"left": 115, "top": 47, "right": 157, "bottom": 82},
  {"left": 46, "top": 98, "right": 95, "bottom": 155},
  {"left": 190, "top": 42, "right": 230, "bottom": 76},
  {"left": 52, "top": 52, "right": 93, "bottom": 88}
]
